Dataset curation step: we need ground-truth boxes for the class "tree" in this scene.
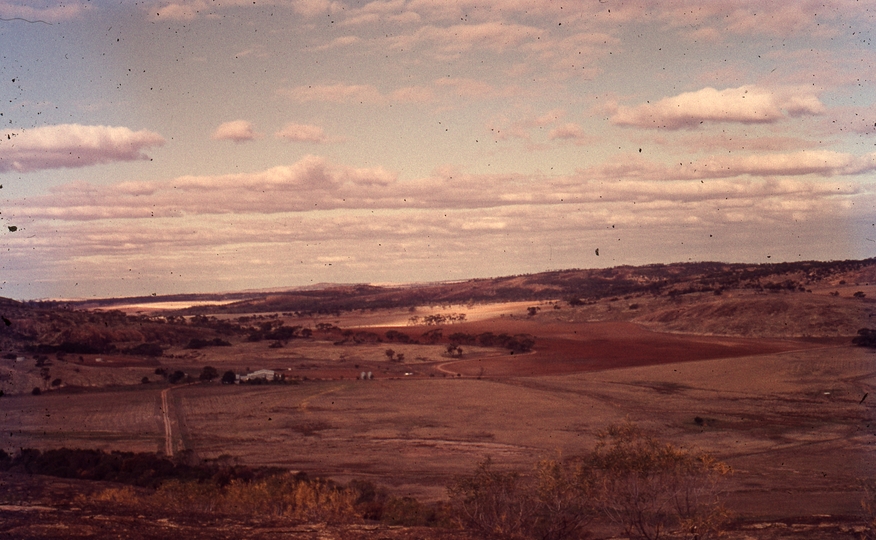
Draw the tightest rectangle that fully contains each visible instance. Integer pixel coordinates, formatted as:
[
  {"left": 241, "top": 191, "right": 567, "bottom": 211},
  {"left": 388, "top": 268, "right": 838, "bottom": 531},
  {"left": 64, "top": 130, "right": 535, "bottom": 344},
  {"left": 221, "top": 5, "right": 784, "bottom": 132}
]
[
  {"left": 168, "top": 370, "right": 186, "bottom": 384},
  {"left": 221, "top": 370, "right": 237, "bottom": 384},
  {"left": 853, "top": 328, "right": 876, "bottom": 348},
  {"left": 385, "top": 349, "right": 395, "bottom": 361},
  {"left": 199, "top": 366, "right": 219, "bottom": 381}
]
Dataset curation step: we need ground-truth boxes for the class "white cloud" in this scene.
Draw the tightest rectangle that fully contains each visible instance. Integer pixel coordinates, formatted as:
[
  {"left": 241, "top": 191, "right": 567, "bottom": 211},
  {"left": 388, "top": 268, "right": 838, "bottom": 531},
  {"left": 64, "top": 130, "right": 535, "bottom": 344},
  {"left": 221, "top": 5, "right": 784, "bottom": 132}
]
[
  {"left": 0, "top": 124, "right": 165, "bottom": 173},
  {"left": 0, "top": 1, "right": 85, "bottom": 22},
  {"left": 275, "top": 123, "right": 329, "bottom": 143},
  {"left": 279, "top": 84, "right": 384, "bottom": 104},
  {"left": 211, "top": 120, "right": 259, "bottom": 143},
  {"left": 548, "top": 123, "right": 588, "bottom": 142},
  {"left": 611, "top": 85, "right": 825, "bottom": 129}
]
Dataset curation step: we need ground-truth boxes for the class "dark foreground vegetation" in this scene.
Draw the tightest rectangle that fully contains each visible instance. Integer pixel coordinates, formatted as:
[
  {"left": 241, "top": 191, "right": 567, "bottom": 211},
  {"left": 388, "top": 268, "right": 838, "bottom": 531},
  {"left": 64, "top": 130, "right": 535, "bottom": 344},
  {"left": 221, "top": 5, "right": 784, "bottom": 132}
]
[{"left": 0, "top": 423, "right": 754, "bottom": 540}]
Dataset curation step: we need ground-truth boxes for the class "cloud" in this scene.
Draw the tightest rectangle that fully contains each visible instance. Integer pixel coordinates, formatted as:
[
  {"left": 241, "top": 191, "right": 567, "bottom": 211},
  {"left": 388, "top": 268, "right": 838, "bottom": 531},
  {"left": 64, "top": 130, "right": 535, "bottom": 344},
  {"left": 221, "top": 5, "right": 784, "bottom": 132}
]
[
  {"left": 313, "top": 35, "right": 362, "bottom": 51},
  {"left": 434, "top": 77, "right": 509, "bottom": 99},
  {"left": 389, "top": 86, "right": 435, "bottom": 103},
  {"left": 389, "top": 21, "right": 541, "bottom": 56},
  {"left": 0, "top": 124, "right": 165, "bottom": 173},
  {"left": 11, "top": 149, "right": 874, "bottom": 224},
  {"left": 611, "top": 85, "right": 825, "bottom": 129},
  {"left": 667, "top": 134, "right": 821, "bottom": 153},
  {"left": 211, "top": 120, "right": 259, "bottom": 143},
  {"left": 279, "top": 83, "right": 437, "bottom": 105},
  {"left": 275, "top": 123, "right": 331, "bottom": 144},
  {"left": 280, "top": 84, "right": 384, "bottom": 104},
  {"left": 548, "top": 123, "right": 590, "bottom": 142},
  {"left": 0, "top": 1, "right": 85, "bottom": 22},
  {"left": 9, "top": 155, "right": 400, "bottom": 220}
]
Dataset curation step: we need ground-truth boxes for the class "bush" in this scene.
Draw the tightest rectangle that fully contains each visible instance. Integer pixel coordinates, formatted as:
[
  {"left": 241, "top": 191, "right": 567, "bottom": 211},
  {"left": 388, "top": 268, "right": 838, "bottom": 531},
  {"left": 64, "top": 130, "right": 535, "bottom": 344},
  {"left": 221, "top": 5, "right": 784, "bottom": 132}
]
[
  {"left": 152, "top": 474, "right": 360, "bottom": 523},
  {"left": 124, "top": 342, "right": 164, "bottom": 357},
  {"left": 449, "top": 423, "right": 730, "bottom": 540},
  {"left": 448, "top": 456, "right": 591, "bottom": 540},
  {"left": 583, "top": 422, "right": 730, "bottom": 540},
  {"left": 448, "top": 458, "right": 533, "bottom": 538},
  {"left": 185, "top": 338, "right": 231, "bottom": 350},
  {"left": 853, "top": 328, "right": 876, "bottom": 348}
]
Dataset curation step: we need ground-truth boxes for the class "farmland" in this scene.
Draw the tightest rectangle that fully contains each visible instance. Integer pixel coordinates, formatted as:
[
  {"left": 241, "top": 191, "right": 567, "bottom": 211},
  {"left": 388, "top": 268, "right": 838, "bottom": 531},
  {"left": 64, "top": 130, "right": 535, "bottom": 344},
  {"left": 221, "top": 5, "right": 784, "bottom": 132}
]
[{"left": 0, "top": 259, "right": 875, "bottom": 538}]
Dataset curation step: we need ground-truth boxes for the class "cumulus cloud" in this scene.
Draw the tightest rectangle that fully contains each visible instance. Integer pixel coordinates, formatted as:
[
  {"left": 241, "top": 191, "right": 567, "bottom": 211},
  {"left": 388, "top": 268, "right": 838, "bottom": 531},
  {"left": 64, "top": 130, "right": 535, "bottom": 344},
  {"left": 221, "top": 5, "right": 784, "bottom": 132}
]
[
  {"left": 9, "top": 155, "right": 399, "bottom": 220},
  {"left": 611, "top": 85, "right": 825, "bottom": 129},
  {"left": 211, "top": 120, "right": 259, "bottom": 143},
  {"left": 275, "top": 123, "right": 330, "bottom": 144},
  {"left": 0, "top": 124, "right": 165, "bottom": 173},
  {"left": 7, "top": 152, "right": 876, "bottom": 230}
]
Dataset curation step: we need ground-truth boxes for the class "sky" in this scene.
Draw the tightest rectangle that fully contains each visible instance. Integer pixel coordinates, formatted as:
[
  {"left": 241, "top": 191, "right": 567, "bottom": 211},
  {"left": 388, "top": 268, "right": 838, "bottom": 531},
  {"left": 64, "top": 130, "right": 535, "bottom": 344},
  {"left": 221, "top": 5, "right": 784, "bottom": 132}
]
[{"left": 0, "top": 0, "right": 875, "bottom": 300}]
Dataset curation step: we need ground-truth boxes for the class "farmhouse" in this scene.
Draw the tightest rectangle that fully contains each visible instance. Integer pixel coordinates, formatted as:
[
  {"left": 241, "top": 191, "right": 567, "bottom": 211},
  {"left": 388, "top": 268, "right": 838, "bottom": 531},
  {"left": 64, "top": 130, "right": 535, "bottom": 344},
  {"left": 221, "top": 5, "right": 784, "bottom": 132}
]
[{"left": 238, "top": 369, "right": 279, "bottom": 382}]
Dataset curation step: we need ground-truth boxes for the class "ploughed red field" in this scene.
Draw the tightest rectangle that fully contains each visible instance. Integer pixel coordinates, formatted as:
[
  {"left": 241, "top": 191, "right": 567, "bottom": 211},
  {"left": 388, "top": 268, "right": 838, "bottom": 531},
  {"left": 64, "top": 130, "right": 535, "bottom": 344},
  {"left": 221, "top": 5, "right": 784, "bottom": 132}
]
[{"left": 367, "top": 319, "right": 839, "bottom": 378}]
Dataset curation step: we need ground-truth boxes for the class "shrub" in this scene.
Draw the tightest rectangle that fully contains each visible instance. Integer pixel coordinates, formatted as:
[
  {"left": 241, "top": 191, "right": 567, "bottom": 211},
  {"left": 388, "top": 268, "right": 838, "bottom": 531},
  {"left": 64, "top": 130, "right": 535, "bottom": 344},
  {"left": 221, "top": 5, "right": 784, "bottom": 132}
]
[
  {"left": 583, "top": 422, "right": 730, "bottom": 540},
  {"left": 124, "top": 342, "right": 163, "bottom": 357},
  {"left": 185, "top": 338, "right": 231, "bottom": 350},
  {"left": 448, "top": 456, "right": 592, "bottom": 540},
  {"left": 530, "top": 457, "right": 593, "bottom": 540},
  {"left": 381, "top": 496, "right": 448, "bottom": 526},
  {"left": 853, "top": 328, "right": 876, "bottom": 348},
  {"left": 448, "top": 458, "right": 533, "bottom": 538},
  {"left": 449, "top": 424, "right": 730, "bottom": 540}
]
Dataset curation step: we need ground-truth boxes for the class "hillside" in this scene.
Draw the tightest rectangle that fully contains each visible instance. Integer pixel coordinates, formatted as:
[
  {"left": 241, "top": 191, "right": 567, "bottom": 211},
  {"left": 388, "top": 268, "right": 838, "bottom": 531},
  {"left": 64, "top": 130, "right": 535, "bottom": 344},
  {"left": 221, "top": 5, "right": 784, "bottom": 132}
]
[{"left": 1, "top": 259, "right": 873, "bottom": 360}]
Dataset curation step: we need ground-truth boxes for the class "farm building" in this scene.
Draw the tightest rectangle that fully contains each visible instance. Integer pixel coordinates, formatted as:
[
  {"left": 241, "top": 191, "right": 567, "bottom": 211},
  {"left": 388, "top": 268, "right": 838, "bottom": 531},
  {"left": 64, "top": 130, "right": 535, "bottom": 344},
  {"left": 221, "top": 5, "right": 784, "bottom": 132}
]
[{"left": 238, "top": 369, "right": 279, "bottom": 382}]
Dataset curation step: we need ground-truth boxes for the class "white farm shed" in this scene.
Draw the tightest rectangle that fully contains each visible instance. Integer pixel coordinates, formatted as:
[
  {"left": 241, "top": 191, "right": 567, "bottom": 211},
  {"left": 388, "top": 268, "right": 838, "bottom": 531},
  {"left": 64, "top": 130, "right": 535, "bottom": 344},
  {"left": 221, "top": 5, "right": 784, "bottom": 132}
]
[{"left": 238, "top": 369, "right": 277, "bottom": 382}]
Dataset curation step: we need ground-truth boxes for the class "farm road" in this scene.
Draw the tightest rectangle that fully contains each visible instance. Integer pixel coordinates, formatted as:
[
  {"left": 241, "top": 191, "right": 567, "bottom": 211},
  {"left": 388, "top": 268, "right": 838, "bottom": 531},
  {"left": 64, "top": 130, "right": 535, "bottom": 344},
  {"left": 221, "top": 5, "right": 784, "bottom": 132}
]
[
  {"left": 160, "top": 387, "right": 174, "bottom": 457},
  {"left": 297, "top": 384, "right": 346, "bottom": 411},
  {"left": 160, "top": 382, "right": 199, "bottom": 457}
]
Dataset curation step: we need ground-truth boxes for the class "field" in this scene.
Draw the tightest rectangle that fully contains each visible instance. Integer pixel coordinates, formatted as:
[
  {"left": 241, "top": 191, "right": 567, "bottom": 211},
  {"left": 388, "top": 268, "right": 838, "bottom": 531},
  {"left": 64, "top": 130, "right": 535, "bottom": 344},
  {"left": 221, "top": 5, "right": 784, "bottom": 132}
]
[
  {"left": 4, "top": 304, "right": 873, "bottom": 512},
  {"left": 1, "top": 262, "right": 875, "bottom": 538}
]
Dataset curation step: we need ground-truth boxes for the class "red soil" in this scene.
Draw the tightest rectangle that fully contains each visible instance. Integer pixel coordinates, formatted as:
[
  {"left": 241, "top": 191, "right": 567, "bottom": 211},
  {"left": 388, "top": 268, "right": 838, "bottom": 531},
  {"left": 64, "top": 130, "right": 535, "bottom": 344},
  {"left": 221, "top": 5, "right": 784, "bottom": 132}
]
[{"left": 367, "top": 319, "right": 838, "bottom": 378}]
